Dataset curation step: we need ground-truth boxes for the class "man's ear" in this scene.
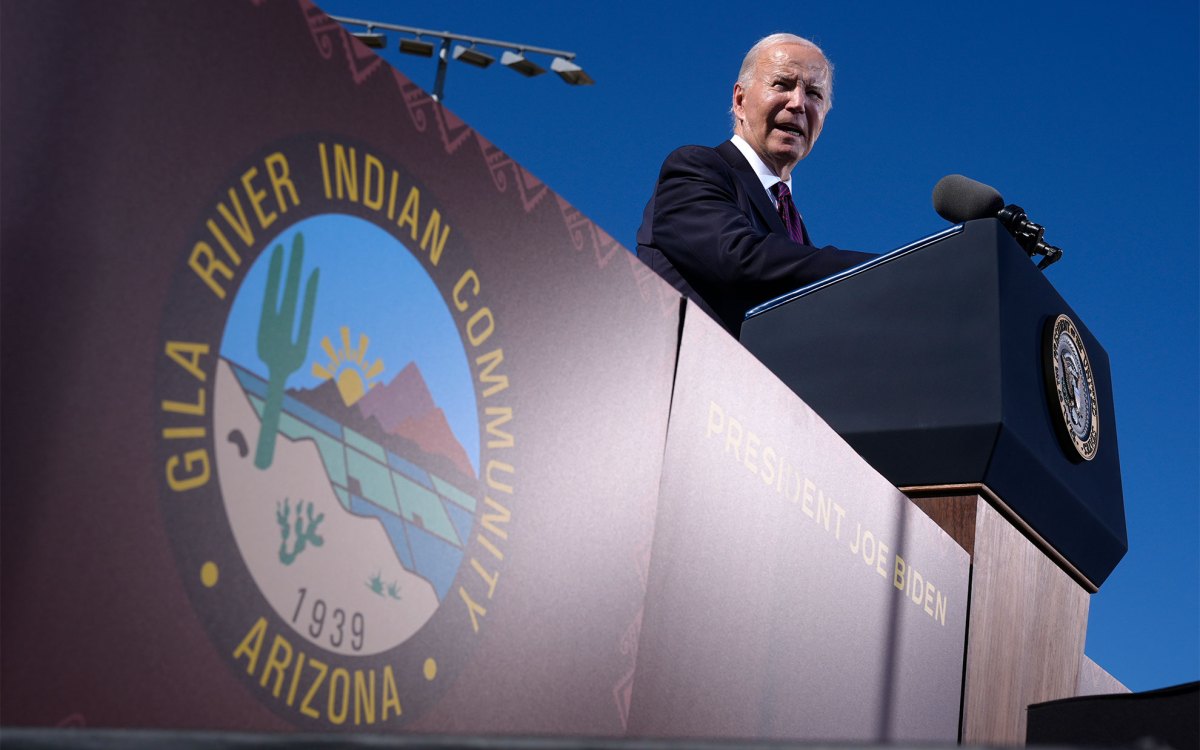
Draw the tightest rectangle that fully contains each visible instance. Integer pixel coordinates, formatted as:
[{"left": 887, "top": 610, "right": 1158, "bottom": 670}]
[{"left": 731, "top": 83, "right": 745, "bottom": 124}]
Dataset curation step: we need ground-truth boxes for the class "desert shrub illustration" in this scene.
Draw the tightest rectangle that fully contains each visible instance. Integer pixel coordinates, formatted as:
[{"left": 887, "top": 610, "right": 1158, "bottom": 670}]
[{"left": 276, "top": 498, "right": 326, "bottom": 565}]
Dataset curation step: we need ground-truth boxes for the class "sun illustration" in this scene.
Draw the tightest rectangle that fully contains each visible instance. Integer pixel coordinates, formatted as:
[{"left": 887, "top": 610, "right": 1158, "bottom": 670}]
[{"left": 312, "top": 327, "right": 385, "bottom": 406}]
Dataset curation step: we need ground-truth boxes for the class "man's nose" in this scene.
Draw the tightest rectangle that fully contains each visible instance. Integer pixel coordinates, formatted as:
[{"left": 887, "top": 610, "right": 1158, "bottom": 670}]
[{"left": 785, "top": 88, "right": 806, "bottom": 112}]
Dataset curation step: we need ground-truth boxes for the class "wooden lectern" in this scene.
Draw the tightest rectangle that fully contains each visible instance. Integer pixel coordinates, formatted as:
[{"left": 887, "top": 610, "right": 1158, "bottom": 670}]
[{"left": 740, "top": 219, "right": 1127, "bottom": 744}]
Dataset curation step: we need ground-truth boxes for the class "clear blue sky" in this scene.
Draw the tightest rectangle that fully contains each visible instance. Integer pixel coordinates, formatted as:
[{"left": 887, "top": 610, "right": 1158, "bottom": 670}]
[{"left": 319, "top": 0, "right": 1199, "bottom": 692}]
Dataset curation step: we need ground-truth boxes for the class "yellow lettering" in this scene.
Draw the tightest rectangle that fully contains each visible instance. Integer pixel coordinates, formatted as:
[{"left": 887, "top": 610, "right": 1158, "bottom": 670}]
[
  {"left": 264, "top": 152, "right": 299, "bottom": 215},
  {"left": 452, "top": 269, "right": 479, "bottom": 311},
  {"left": 162, "top": 426, "right": 205, "bottom": 440},
  {"left": 241, "top": 165, "right": 276, "bottom": 229},
  {"left": 475, "top": 349, "right": 509, "bottom": 398},
  {"left": 387, "top": 170, "right": 400, "bottom": 220},
  {"left": 287, "top": 651, "right": 307, "bottom": 706},
  {"left": 334, "top": 144, "right": 358, "bottom": 202},
  {"left": 706, "top": 401, "right": 725, "bottom": 438},
  {"left": 188, "top": 241, "right": 233, "bottom": 299},
  {"left": 319, "top": 142, "right": 332, "bottom": 199},
  {"left": 162, "top": 388, "right": 206, "bottom": 416},
  {"left": 894, "top": 554, "right": 907, "bottom": 590},
  {"left": 801, "top": 478, "right": 816, "bottom": 517},
  {"left": 480, "top": 496, "right": 511, "bottom": 539},
  {"left": 910, "top": 569, "right": 925, "bottom": 605},
  {"left": 724, "top": 417, "right": 743, "bottom": 460},
  {"left": 241, "top": 166, "right": 276, "bottom": 231},
  {"left": 362, "top": 154, "right": 385, "bottom": 211},
  {"left": 397, "top": 187, "right": 420, "bottom": 239},
  {"left": 232, "top": 617, "right": 267, "bottom": 675},
  {"left": 876, "top": 540, "right": 889, "bottom": 578},
  {"left": 816, "top": 489, "right": 833, "bottom": 530},
  {"left": 471, "top": 557, "right": 500, "bottom": 599},
  {"left": 467, "top": 307, "right": 494, "bottom": 347},
  {"left": 327, "top": 667, "right": 350, "bottom": 725},
  {"left": 300, "top": 657, "right": 328, "bottom": 719},
  {"left": 420, "top": 209, "right": 450, "bottom": 266},
  {"left": 165, "top": 341, "right": 210, "bottom": 382},
  {"left": 485, "top": 461, "right": 514, "bottom": 494},
  {"left": 786, "top": 468, "right": 803, "bottom": 503},
  {"left": 743, "top": 431, "right": 760, "bottom": 474},
  {"left": 935, "top": 591, "right": 948, "bottom": 626},
  {"left": 166, "top": 449, "right": 210, "bottom": 491},
  {"left": 206, "top": 219, "right": 242, "bottom": 267},
  {"left": 477, "top": 532, "right": 504, "bottom": 561},
  {"left": 354, "top": 669, "right": 376, "bottom": 726},
  {"left": 859, "top": 528, "right": 876, "bottom": 566},
  {"left": 260, "top": 635, "right": 294, "bottom": 697},
  {"left": 459, "top": 585, "right": 487, "bottom": 633},
  {"left": 761, "top": 445, "right": 777, "bottom": 486},
  {"left": 484, "top": 406, "right": 514, "bottom": 448},
  {"left": 381, "top": 665, "right": 403, "bottom": 720},
  {"left": 217, "top": 187, "right": 254, "bottom": 247}
]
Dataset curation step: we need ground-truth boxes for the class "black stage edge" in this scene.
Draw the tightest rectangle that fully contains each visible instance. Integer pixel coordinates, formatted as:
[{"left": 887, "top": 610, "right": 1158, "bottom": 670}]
[{"left": 1027, "top": 681, "right": 1199, "bottom": 748}]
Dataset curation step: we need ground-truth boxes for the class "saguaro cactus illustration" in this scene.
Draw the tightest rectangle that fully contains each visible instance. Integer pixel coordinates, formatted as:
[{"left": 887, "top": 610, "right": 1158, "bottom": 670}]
[{"left": 254, "top": 233, "right": 319, "bottom": 469}]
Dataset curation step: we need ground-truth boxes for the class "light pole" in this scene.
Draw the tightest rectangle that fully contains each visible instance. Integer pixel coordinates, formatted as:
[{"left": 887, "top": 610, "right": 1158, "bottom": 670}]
[{"left": 331, "top": 16, "right": 594, "bottom": 102}]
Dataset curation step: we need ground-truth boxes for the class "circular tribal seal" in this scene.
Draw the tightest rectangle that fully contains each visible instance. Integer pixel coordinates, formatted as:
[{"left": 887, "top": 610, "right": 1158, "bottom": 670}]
[
  {"left": 154, "top": 137, "right": 517, "bottom": 729},
  {"left": 1043, "top": 314, "right": 1099, "bottom": 461}
]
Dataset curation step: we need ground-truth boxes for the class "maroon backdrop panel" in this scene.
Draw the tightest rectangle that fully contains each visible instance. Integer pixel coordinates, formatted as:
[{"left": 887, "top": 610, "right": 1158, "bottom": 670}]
[
  {"left": 1, "top": 0, "right": 680, "bottom": 735},
  {"left": 628, "top": 309, "right": 969, "bottom": 742}
]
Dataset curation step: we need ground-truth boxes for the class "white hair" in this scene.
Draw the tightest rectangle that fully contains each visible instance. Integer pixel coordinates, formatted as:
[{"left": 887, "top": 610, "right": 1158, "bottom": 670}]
[{"left": 731, "top": 33, "right": 835, "bottom": 127}]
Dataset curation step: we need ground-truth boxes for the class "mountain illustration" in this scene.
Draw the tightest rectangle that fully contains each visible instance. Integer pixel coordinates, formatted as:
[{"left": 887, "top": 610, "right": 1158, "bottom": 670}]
[
  {"left": 287, "top": 362, "right": 475, "bottom": 481},
  {"left": 356, "top": 362, "right": 434, "bottom": 428},
  {"left": 357, "top": 362, "right": 474, "bottom": 478}
]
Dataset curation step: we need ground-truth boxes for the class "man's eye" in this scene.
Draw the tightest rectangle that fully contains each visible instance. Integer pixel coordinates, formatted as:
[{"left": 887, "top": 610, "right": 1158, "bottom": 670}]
[{"left": 808, "top": 89, "right": 825, "bottom": 100}]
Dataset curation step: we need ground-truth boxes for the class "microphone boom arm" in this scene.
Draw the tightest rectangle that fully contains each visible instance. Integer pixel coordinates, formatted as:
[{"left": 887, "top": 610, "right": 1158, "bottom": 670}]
[{"left": 996, "top": 204, "right": 1063, "bottom": 270}]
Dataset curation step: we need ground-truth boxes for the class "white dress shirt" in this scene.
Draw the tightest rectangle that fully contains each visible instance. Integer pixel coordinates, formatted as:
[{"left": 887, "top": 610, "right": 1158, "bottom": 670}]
[{"left": 729, "top": 134, "right": 792, "bottom": 209}]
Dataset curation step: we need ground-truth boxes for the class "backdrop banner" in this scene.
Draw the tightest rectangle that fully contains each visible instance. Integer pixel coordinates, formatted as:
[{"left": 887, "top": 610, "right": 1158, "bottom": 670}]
[
  {"left": 629, "top": 309, "right": 970, "bottom": 743},
  {"left": 2, "top": 0, "right": 968, "bottom": 742},
  {"left": 1, "top": 0, "right": 680, "bottom": 735}
]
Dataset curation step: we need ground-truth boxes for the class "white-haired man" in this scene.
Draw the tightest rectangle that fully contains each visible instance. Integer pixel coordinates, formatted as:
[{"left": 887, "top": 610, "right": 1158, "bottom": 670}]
[{"left": 636, "top": 34, "right": 874, "bottom": 337}]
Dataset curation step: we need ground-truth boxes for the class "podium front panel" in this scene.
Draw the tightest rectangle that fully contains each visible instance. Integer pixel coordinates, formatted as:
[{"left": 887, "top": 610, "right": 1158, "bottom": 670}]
[{"left": 740, "top": 220, "right": 1126, "bottom": 588}]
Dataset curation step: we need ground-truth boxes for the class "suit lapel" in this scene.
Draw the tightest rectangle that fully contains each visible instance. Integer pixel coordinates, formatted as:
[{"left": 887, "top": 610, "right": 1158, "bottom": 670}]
[{"left": 715, "top": 140, "right": 790, "bottom": 238}]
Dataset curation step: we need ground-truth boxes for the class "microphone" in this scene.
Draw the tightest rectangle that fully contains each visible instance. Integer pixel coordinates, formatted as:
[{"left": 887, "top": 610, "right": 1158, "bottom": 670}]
[
  {"left": 931, "top": 174, "right": 1063, "bottom": 269},
  {"left": 932, "top": 174, "right": 1004, "bottom": 223}
]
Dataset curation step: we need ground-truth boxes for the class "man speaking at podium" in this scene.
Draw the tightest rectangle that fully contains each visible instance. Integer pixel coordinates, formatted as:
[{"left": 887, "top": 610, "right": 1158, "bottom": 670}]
[{"left": 636, "top": 34, "right": 874, "bottom": 337}]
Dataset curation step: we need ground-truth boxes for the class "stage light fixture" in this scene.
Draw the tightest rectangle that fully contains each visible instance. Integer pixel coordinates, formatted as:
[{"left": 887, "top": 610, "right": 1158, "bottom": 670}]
[
  {"left": 551, "top": 56, "right": 593, "bottom": 86},
  {"left": 500, "top": 50, "right": 546, "bottom": 77},
  {"left": 352, "top": 25, "right": 386, "bottom": 48},
  {"left": 452, "top": 45, "right": 494, "bottom": 68},
  {"left": 329, "top": 14, "right": 594, "bottom": 101},
  {"left": 399, "top": 37, "right": 435, "bottom": 57}
]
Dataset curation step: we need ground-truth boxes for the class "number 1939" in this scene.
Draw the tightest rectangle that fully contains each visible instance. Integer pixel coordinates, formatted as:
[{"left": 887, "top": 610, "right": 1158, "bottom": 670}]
[{"left": 292, "top": 587, "right": 364, "bottom": 652}]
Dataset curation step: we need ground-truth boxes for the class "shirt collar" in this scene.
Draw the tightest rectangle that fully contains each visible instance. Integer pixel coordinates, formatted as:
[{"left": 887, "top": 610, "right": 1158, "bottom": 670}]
[{"left": 730, "top": 134, "right": 793, "bottom": 196}]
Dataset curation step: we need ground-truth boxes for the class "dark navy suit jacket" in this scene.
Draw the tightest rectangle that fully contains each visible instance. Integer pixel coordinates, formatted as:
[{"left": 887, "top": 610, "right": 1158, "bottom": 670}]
[{"left": 636, "top": 140, "right": 874, "bottom": 337}]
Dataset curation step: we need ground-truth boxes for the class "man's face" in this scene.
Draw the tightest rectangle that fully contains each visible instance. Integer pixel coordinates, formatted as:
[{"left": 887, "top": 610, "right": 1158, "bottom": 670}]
[{"left": 732, "top": 42, "right": 831, "bottom": 180}]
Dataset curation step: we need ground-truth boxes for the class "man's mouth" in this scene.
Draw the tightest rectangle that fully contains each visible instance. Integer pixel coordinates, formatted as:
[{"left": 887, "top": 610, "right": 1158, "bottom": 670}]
[{"left": 777, "top": 123, "right": 805, "bottom": 138}]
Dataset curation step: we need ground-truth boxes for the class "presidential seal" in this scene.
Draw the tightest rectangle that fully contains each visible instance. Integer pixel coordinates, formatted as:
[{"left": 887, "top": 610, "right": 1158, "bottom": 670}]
[{"left": 1044, "top": 314, "right": 1099, "bottom": 462}]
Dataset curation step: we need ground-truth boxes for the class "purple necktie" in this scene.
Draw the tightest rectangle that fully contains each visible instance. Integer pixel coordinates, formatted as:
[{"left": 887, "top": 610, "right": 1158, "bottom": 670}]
[{"left": 771, "top": 181, "right": 809, "bottom": 245}]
